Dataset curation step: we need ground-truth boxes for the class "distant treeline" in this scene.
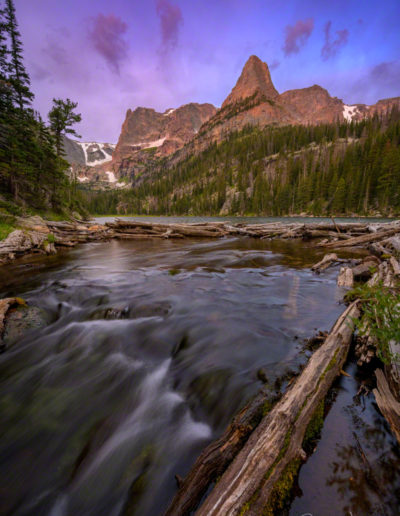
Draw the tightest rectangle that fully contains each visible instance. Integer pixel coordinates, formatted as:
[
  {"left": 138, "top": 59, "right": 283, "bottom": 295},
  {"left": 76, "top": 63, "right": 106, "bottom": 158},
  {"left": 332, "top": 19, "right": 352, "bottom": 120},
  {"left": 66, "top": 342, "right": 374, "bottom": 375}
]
[{"left": 84, "top": 107, "right": 400, "bottom": 217}]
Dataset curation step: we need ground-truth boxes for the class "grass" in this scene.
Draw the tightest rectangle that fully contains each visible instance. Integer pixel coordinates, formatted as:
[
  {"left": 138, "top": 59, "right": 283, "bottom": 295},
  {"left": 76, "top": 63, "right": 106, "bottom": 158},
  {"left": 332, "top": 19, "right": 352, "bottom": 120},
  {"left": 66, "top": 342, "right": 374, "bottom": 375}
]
[
  {"left": 0, "top": 223, "right": 15, "bottom": 241},
  {"left": 346, "top": 281, "right": 400, "bottom": 364}
]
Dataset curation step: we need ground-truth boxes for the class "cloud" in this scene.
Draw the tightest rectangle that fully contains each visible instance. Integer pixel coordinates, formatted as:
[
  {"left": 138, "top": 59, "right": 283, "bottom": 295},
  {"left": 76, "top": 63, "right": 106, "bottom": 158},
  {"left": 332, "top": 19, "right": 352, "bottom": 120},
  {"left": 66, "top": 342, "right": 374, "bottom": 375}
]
[
  {"left": 269, "top": 59, "right": 280, "bottom": 71},
  {"left": 156, "top": 0, "right": 183, "bottom": 52},
  {"left": 88, "top": 14, "right": 128, "bottom": 74},
  {"left": 283, "top": 18, "right": 314, "bottom": 56},
  {"left": 321, "top": 21, "right": 349, "bottom": 61}
]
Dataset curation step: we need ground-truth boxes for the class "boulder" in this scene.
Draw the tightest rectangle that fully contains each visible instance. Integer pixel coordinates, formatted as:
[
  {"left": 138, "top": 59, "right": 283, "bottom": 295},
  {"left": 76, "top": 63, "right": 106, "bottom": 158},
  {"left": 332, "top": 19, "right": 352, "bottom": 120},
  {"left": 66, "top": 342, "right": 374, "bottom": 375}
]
[{"left": 0, "top": 299, "right": 49, "bottom": 350}]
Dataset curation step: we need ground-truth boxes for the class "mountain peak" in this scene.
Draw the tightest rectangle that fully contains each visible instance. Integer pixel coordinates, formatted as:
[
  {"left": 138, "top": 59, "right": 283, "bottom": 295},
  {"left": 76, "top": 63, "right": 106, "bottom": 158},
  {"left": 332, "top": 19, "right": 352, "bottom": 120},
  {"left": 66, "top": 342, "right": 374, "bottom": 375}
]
[{"left": 221, "top": 55, "right": 279, "bottom": 108}]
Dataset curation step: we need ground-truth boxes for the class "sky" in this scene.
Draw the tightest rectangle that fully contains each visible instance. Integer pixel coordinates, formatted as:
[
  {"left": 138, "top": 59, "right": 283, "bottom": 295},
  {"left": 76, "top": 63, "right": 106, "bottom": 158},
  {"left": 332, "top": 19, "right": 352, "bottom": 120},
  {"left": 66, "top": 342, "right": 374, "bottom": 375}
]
[{"left": 13, "top": 0, "right": 400, "bottom": 143}]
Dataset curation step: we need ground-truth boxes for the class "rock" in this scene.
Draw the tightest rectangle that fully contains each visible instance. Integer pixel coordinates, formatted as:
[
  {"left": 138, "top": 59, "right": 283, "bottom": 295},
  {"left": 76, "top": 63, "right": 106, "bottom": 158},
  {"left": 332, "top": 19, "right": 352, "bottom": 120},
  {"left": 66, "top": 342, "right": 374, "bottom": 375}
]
[
  {"left": 351, "top": 261, "right": 377, "bottom": 281},
  {"left": 337, "top": 267, "right": 354, "bottom": 287},
  {"left": 0, "top": 297, "right": 27, "bottom": 335},
  {"left": 257, "top": 368, "right": 269, "bottom": 384},
  {"left": 222, "top": 55, "right": 279, "bottom": 108},
  {"left": 16, "top": 215, "right": 46, "bottom": 229},
  {"left": 1, "top": 303, "right": 49, "bottom": 349}
]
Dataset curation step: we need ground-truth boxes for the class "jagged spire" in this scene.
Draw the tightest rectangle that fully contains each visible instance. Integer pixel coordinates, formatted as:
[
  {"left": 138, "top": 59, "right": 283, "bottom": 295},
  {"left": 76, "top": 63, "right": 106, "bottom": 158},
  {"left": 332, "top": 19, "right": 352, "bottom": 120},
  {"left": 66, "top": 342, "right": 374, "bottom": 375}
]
[{"left": 222, "top": 55, "right": 278, "bottom": 108}]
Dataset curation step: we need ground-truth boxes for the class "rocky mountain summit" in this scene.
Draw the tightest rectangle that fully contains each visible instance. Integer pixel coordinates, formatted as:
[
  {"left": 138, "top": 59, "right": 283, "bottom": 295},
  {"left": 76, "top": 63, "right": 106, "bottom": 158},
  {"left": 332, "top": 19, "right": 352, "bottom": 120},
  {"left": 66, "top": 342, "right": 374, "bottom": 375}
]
[
  {"left": 222, "top": 55, "right": 279, "bottom": 108},
  {"left": 71, "top": 54, "right": 400, "bottom": 187}
]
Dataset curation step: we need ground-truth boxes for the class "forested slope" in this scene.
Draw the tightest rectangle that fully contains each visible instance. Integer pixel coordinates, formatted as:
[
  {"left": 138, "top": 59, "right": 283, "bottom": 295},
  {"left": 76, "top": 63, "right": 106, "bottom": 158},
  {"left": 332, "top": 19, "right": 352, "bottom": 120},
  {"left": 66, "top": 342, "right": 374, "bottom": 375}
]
[{"left": 84, "top": 108, "right": 400, "bottom": 217}]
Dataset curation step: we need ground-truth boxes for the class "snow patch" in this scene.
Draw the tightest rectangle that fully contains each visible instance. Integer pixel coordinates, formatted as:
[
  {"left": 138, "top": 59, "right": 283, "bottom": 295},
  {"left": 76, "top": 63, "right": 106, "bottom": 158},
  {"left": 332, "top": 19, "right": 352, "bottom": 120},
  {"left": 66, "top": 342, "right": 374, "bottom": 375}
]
[
  {"left": 343, "top": 105, "right": 358, "bottom": 122},
  {"left": 116, "top": 182, "right": 126, "bottom": 188},
  {"left": 76, "top": 142, "right": 116, "bottom": 166},
  {"left": 77, "top": 176, "right": 89, "bottom": 183},
  {"left": 134, "top": 137, "right": 166, "bottom": 149},
  {"left": 163, "top": 108, "right": 175, "bottom": 116},
  {"left": 105, "top": 171, "right": 117, "bottom": 183}
]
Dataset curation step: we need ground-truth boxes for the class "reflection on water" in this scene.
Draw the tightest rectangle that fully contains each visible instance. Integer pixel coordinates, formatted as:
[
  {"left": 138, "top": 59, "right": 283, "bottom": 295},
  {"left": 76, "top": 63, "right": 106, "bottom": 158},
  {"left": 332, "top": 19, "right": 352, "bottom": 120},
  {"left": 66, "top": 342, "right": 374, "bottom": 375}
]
[
  {"left": 290, "top": 358, "right": 400, "bottom": 516},
  {"left": 0, "top": 235, "right": 397, "bottom": 515}
]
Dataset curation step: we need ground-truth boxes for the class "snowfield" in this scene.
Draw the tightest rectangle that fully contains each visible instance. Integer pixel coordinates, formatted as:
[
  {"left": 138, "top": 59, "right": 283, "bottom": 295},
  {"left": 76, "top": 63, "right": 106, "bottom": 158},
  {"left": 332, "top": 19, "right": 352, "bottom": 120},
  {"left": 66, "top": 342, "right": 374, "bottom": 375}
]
[
  {"left": 77, "top": 142, "right": 116, "bottom": 166},
  {"left": 343, "top": 105, "right": 358, "bottom": 122}
]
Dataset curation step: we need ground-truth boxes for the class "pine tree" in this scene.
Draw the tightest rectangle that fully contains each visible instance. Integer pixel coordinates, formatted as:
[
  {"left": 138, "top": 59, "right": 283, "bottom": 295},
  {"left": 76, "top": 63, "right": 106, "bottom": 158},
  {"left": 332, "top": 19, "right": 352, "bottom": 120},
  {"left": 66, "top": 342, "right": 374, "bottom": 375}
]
[
  {"left": 4, "top": 0, "right": 33, "bottom": 111},
  {"left": 48, "top": 98, "right": 82, "bottom": 157}
]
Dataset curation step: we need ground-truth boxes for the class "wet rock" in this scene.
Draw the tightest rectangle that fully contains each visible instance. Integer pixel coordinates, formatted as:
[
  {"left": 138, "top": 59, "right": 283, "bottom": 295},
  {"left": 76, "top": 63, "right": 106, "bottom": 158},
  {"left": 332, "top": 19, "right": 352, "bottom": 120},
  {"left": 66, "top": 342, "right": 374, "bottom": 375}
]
[
  {"left": 257, "top": 368, "right": 269, "bottom": 384},
  {"left": 1, "top": 303, "right": 49, "bottom": 350}
]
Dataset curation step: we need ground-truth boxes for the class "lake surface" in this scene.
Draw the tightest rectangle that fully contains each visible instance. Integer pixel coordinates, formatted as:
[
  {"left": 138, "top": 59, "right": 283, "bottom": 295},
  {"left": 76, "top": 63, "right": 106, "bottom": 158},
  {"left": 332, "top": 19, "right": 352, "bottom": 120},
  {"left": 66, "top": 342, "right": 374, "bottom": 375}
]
[
  {"left": 95, "top": 215, "right": 393, "bottom": 225},
  {"left": 0, "top": 232, "right": 398, "bottom": 515}
]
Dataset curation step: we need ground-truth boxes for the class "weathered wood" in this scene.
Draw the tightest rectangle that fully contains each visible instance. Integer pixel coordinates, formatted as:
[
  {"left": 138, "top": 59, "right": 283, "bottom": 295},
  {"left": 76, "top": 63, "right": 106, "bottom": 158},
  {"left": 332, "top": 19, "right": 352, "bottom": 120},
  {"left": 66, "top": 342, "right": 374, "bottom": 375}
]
[
  {"left": 373, "top": 369, "right": 400, "bottom": 444},
  {"left": 177, "top": 302, "right": 359, "bottom": 516},
  {"left": 311, "top": 253, "right": 338, "bottom": 271},
  {"left": 164, "top": 389, "right": 274, "bottom": 516},
  {"left": 320, "top": 228, "right": 400, "bottom": 249},
  {"left": 337, "top": 267, "right": 354, "bottom": 287},
  {"left": 390, "top": 256, "right": 400, "bottom": 276}
]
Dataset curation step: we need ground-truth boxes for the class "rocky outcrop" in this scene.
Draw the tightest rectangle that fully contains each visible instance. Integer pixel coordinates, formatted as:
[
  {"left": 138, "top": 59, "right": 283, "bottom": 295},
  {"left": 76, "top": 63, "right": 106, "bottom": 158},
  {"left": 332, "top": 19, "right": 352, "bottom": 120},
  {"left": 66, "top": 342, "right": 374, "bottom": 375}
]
[
  {"left": 110, "top": 103, "right": 216, "bottom": 168},
  {"left": 68, "top": 54, "right": 400, "bottom": 186},
  {"left": 222, "top": 55, "right": 278, "bottom": 108}
]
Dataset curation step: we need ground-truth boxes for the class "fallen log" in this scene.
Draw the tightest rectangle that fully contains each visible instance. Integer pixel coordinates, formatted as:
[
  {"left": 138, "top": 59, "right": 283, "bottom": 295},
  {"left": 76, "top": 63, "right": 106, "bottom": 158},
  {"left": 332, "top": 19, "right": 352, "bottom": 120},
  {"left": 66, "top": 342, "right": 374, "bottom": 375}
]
[
  {"left": 165, "top": 302, "right": 359, "bottom": 516},
  {"left": 337, "top": 267, "right": 354, "bottom": 287},
  {"left": 164, "top": 388, "right": 278, "bottom": 516},
  {"left": 373, "top": 369, "right": 400, "bottom": 444},
  {"left": 320, "top": 228, "right": 400, "bottom": 249}
]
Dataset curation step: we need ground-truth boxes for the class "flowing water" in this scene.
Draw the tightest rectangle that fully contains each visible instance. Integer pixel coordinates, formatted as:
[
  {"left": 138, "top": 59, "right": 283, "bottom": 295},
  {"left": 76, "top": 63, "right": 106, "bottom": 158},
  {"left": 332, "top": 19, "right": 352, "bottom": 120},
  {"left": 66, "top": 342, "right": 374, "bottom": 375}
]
[{"left": 0, "top": 224, "right": 398, "bottom": 515}]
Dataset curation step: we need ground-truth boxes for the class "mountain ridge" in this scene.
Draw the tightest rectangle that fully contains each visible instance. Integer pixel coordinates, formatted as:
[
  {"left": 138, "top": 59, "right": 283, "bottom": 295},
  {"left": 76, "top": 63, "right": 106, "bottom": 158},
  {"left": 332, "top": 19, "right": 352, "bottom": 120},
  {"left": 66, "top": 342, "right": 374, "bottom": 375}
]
[{"left": 73, "top": 54, "right": 400, "bottom": 187}]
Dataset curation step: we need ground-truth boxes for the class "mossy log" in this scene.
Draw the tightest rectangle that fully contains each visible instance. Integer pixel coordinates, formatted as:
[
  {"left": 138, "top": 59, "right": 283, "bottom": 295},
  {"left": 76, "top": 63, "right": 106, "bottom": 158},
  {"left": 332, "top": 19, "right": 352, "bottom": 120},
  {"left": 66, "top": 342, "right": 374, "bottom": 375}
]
[
  {"left": 192, "top": 302, "right": 359, "bottom": 516},
  {"left": 164, "top": 302, "right": 359, "bottom": 516},
  {"left": 164, "top": 389, "right": 272, "bottom": 516}
]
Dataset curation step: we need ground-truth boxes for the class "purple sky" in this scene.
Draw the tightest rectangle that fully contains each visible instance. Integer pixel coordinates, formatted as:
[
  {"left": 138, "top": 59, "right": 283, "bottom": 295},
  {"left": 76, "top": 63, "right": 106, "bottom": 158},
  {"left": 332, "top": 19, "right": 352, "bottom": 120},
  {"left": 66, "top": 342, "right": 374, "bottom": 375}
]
[{"left": 14, "top": 0, "right": 400, "bottom": 143}]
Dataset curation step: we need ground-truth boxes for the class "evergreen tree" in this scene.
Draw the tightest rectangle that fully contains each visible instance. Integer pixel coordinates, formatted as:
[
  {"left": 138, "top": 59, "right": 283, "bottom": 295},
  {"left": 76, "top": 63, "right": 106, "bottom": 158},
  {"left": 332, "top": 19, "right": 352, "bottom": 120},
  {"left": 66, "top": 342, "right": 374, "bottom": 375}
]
[
  {"left": 3, "top": 0, "right": 33, "bottom": 111},
  {"left": 48, "top": 98, "right": 82, "bottom": 157}
]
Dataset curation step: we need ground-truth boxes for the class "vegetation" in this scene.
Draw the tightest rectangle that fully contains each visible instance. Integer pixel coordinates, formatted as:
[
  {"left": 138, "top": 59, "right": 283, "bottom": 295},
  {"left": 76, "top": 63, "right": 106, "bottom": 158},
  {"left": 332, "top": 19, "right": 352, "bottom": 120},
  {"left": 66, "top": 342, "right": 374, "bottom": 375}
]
[
  {"left": 347, "top": 282, "right": 400, "bottom": 365},
  {"left": 0, "top": 0, "right": 85, "bottom": 218},
  {"left": 84, "top": 107, "right": 400, "bottom": 216}
]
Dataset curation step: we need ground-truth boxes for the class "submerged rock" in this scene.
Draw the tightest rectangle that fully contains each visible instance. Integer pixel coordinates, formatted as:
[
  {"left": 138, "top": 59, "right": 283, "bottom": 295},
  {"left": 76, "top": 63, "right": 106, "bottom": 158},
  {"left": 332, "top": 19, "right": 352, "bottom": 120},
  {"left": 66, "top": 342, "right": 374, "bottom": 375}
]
[{"left": 0, "top": 298, "right": 48, "bottom": 351}]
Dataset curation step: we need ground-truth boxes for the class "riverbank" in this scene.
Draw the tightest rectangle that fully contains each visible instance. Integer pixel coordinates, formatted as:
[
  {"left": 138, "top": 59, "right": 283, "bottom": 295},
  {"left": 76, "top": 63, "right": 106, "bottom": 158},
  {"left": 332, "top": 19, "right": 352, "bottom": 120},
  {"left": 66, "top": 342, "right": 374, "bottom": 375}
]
[
  {"left": 1, "top": 215, "right": 400, "bottom": 266},
  {"left": 0, "top": 217, "right": 399, "bottom": 515}
]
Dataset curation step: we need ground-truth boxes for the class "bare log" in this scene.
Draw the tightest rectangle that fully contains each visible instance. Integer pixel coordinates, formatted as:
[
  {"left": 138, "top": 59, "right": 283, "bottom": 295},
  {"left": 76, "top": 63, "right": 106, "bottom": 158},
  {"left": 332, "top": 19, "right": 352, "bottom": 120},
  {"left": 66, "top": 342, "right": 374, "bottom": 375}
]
[
  {"left": 168, "top": 302, "right": 359, "bottom": 516},
  {"left": 164, "top": 389, "right": 275, "bottom": 516},
  {"left": 390, "top": 256, "right": 400, "bottom": 276},
  {"left": 337, "top": 267, "right": 354, "bottom": 287},
  {"left": 373, "top": 369, "right": 400, "bottom": 444},
  {"left": 320, "top": 228, "right": 400, "bottom": 249}
]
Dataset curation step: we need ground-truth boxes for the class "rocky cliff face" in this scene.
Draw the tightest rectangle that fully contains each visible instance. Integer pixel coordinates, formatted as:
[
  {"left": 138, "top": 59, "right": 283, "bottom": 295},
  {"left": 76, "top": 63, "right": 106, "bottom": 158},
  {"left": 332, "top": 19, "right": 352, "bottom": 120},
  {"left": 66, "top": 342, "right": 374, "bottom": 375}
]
[
  {"left": 63, "top": 137, "right": 115, "bottom": 167},
  {"left": 169, "top": 55, "right": 400, "bottom": 165},
  {"left": 222, "top": 55, "right": 279, "bottom": 108},
  {"left": 73, "top": 54, "right": 400, "bottom": 188},
  {"left": 112, "top": 103, "right": 216, "bottom": 165}
]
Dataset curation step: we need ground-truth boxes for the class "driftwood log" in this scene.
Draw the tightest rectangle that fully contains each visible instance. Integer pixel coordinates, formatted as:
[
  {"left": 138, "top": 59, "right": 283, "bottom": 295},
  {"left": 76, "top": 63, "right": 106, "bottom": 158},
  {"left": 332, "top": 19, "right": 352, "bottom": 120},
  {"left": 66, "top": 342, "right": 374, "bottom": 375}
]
[
  {"left": 165, "top": 302, "right": 359, "bottom": 516},
  {"left": 373, "top": 369, "right": 400, "bottom": 444}
]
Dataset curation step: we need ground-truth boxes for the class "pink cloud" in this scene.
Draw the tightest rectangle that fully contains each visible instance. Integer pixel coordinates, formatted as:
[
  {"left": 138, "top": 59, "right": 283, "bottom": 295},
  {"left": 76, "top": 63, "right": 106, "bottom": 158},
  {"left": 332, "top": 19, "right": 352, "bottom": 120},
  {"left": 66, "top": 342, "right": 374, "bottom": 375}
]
[
  {"left": 88, "top": 14, "right": 128, "bottom": 74},
  {"left": 321, "top": 21, "right": 349, "bottom": 61},
  {"left": 283, "top": 18, "right": 314, "bottom": 56},
  {"left": 156, "top": 0, "right": 183, "bottom": 52}
]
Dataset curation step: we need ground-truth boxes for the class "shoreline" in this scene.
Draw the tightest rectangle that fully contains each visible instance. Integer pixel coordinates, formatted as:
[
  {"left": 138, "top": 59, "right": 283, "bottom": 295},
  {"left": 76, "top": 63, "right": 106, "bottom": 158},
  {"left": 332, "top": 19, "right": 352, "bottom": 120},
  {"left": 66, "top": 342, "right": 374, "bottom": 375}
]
[{"left": 0, "top": 217, "right": 399, "bottom": 514}]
